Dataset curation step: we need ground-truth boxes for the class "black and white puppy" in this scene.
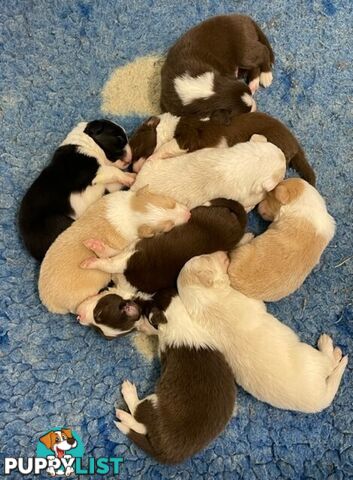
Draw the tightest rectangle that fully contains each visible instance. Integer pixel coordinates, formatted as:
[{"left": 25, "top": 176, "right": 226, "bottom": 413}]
[{"left": 19, "top": 120, "right": 135, "bottom": 261}]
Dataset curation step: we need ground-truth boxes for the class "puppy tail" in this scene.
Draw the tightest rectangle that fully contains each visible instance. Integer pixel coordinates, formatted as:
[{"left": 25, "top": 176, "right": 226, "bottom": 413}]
[
  {"left": 290, "top": 147, "right": 316, "bottom": 186},
  {"left": 209, "top": 198, "right": 247, "bottom": 229}
]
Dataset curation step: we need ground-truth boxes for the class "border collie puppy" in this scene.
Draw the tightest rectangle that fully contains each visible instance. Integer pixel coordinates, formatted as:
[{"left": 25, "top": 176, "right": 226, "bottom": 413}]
[
  {"left": 79, "top": 198, "right": 246, "bottom": 295},
  {"left": 19, "top": 120, "right": 135, "bottom": 261},
  {"left": 114, "top": 288, "right": 236, "bottom": 464},
  {"left": 178, "top": 252, "right": 348, "bottom": 413},
  {"left": 161, "top": 14, "right": 273, "bottom": 121},
  {"left": 130, "top": 112, "right": 316, "bottom": 185},
  {"left": 229, "top": 179, "right": 335, "bottom": 301},
  {"left": 132, "top": 135, "right": 286, "bottom": 212}
]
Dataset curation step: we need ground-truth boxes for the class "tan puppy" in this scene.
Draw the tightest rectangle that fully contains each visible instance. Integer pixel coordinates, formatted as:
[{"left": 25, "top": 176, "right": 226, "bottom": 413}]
[
  {"left": 39, "top": 187, "right": 190, "bottom": 314},
  {"left": 228, "top": 179, "right": 336, "bottom": 301}
]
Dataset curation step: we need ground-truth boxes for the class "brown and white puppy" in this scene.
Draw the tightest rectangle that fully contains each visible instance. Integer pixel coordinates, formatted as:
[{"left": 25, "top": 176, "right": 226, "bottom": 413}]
[
  {"left": 80, "top": 198, "right": 246, "bottom": 295},
  {"left": 38, "top": 187, "right": 190, "bottom": 314},
  {"left": 114, "top": 287, "right": 236, "bottom": 464},
  {"left": 161, "top": 14, "right": 273, "bottom": 121},
  {"left": 228, "top": 179, "right": 336, "bottom": 301},
  {"left": 130, "top": 112, "right": 315, "bottom": 185},
  {"left": 178, "top": 253, "right": 348, "bottom": 413}
]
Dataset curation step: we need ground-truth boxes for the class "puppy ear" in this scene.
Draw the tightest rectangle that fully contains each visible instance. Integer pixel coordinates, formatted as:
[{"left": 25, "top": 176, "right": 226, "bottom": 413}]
[
  {"left": 138, "top": 224, "right": 154, "bottom": 238},
  {"left": 62, "top": 428, "right": 73, "bottom": 439},
  {"left": 39, "top": 431, "right": 56, "bottom": 450},
  {"left": 146, "top": 116, "right": 160, "bottom": 127},
  {"left": 149, "top": 308, "right": 167, "bottom": 328},
  {"left": 136, "top": 185, "right": 149, "bottom": 196},
  {"left": 262, "top": 175, "right": 279, "bottom": 192},
  {"left": 274, "top": 184, "right": 290, "bottom": 204},
  {"left": 250, "top": 134, "right": 267, "bottom": 143},
  {"left": 196, "top": 269, "right": 214, "bottom": 288}
]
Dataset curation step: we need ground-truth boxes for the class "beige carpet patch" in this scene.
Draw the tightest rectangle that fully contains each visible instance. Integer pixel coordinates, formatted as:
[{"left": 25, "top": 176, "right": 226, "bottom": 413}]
[{"left": 101, "top": 54, "right": 164, "bottom": 116}]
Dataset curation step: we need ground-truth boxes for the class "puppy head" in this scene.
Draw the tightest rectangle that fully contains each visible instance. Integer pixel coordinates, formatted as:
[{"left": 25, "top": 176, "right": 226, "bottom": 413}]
[
  {"left": 39, "top": 429, "right": 77, "bottom": 456},
  {"left": 129, "top": 116, "right": 160, "bottom": 167},
  {"left": 258, "top": 178, "right": 306, "bottom": 221},
  {"left": 76, "top": 290, "right": 142, "bottom": 339},
  {"left": 84, "top": 119, "right": 132, "bottom": 165},
  {"left": 178, "top": 252, "right": 230, "bottom": 293},
  {"left": 132, "top": 186, "right": 191, "bottom": 237}
]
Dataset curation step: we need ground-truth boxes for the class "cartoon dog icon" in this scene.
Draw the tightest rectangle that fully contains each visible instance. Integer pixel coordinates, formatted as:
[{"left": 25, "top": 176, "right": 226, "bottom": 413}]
[{"left": 39, "top": 428, "right": 77, "bottom": 477}]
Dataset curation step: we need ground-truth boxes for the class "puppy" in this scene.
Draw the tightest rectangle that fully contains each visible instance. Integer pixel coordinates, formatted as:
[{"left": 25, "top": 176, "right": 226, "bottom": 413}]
[
  {"left": 80, "top": 198, "right": 246, "bottom": 295},
  {"left": 132, "top": 135, "right": 286, "bottom": 211},
  {"left": 130, "top": 112, "right": 315, "bottom": 185},
  {"left": 113, "top": 288, "right": 236, "bottom": 464},
  {"left": 161, "top": 14, "right": 273, "bottom": 120},
  {"left": 38, "top": 186, "right": 190, "bottom": 314},
  {"left": 228, "top": 179, "right": 335, "bottom": 301},
  {"left": 178, "top": 252, "right": 348, "bottom": 413},
  {"left": 19, "top": 120, "right": 135, "bottom": 261}
]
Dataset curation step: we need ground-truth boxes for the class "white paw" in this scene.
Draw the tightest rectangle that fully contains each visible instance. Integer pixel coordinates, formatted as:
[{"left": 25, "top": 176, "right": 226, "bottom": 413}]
[
  {"left": 318, "top": 333, "right": 334, "bottom": 355},
  {"left": 120, "top": 172, "right": 136, "bottom": 187},
  {"left": 249, "top": 77, "right": 260, "bottom": 93},
  {"left": 114, "top": 420, "right": 130, "bottom": 435},
  {"left": 260, "top": 71, "right": 273, "bottom": 88},
  {"left": 238, "top": 232, "right": 255, "bottom": 246},
  {"left": 121, "top": 380, "right": 138, "bottom": 404}
]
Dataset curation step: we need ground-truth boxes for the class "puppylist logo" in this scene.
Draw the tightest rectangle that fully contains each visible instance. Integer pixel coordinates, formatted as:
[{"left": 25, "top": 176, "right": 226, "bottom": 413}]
[{"left": 4, "top": 426, "right": 123, "bottom": 477}]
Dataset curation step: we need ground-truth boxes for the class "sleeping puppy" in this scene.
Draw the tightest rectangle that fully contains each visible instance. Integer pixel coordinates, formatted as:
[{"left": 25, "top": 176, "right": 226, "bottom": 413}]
[
  {"left": 38, "top": 186, "right": 190, "bottom": 314},
  {"left": 228, "top": 179, "right": 335, "bottom": 301},
  {"left": 132, "top": 135, "right": 286, "bottom": 211},
  {"left": 178, "top": 252, "right": 348, "bottom": 413},
  {"left": 19, "top": 120, "right": 135, "bottom": 261},
  {"left": 161, "top": 14, "right": 273, "bottom": 121},
  {"left": 113, "top": 288, "right": 236, "bottom": 464},
  {"left": 80, "top": 198, "right": 246, "bottom": 295},
  {"left": 130, "top": 112, "right": 316, "bottom": 185}
]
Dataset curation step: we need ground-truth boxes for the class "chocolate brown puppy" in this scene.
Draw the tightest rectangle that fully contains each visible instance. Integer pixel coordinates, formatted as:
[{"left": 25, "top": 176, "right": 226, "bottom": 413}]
[{"left": 161, "top": 14, "right": 273, "bottom": 121}]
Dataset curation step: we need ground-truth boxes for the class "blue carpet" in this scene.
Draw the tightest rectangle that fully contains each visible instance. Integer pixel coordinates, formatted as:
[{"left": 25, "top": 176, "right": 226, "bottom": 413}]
[{"left": 1, "top": 1, "right": 352, "bottom": 478}]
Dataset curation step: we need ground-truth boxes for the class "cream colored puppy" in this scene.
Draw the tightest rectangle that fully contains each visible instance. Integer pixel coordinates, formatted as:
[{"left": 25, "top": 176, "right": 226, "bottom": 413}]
[
  {"left": 178, "top": 252, "right": 348, "bottom": 413},
  {"left": 228, "top": 178, "right": 336, "bottom": 301},
  {"left": 39, "top": 187, "right": 190, "bottom": 314},
  {"left": 132, "top": 135, "right": 286, "bottom": 211}
]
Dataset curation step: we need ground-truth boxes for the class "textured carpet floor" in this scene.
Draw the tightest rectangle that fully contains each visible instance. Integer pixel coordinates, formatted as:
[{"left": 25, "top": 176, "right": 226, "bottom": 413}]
[{"left": 1, "top": 1, "right": 352, "bottom": 478}]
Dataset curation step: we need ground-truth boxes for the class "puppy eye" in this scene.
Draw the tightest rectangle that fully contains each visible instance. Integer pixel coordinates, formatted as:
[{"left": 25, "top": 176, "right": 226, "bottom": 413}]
[{"left": 55, "top": 437, "right": 60, "bottom": 442}]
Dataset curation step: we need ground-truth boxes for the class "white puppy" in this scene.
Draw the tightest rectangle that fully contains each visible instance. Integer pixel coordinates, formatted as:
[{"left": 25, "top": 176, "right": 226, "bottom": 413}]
[
  {"left": 177, "top": 252, "right": 348, "bottom": 413},
  {"left": 132, "top": 135, "right": 286, "bottom": 211}
]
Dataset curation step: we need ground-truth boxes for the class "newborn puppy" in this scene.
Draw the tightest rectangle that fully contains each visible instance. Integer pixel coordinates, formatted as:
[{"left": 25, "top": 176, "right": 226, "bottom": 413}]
[
  {"left": 228, "top": 179, "right": 335, "bottom": 301},
  {"left": 130, "top": 112, "right": 315, "bottom": 185},
  {"left": 19, "top": 120, "right": 135, "bottom": 260},
  {"left": 114, "top": 288, "right": 236, "bottom": 464},
  {"left": 39, "top": 186, "right": 190, "bottom": 314},
  {"left": 161, "top": 14, "right": 273, "bottom": 121},
  {"left": 81, "top": 198, "right": 246, "bottom": 295},
  {"left": 132, "top": 135, "right": 286, "bottom": 211},
  {"left": 178, "top": 253, "right": 348, "bottom": 413}
]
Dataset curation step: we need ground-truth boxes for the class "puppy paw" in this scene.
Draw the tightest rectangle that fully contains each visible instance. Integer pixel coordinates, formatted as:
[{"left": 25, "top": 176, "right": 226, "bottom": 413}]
[
  {"left": 120, "top": 172, "right": 136, "bottom": 187},
  {"left": 84, "top": 238, "right": 107, "bottom": 255},
  {"left": 114, "top": 420, "right": 130, "bottom": 435},
  {"left": 333, "top": 346, "right": 343, "bottom": 365},
  {"left": 238, "top": 232, "right": 255, "bottom": 246},
  {"left": 249, "top": 77, "right": 260, "bottom": 93},
  {"left": 80, "top": 257, "right": 98, "bottom": 269},
  {"left": 121, "top": 380, "right": 138, "bottom": 405},
  {"left": 260, "top": 71, "right": 273, "bottom": 88},
  {"left": 318, "top": 333, "right": 334, "bottom": 355}
]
